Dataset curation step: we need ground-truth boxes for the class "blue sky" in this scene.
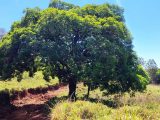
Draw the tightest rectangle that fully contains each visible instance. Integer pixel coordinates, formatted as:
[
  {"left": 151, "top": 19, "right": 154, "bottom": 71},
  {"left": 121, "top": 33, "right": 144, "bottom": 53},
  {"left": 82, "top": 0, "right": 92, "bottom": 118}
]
[{"left": 0, "top": 0, "right": 160, "bottom": 66}]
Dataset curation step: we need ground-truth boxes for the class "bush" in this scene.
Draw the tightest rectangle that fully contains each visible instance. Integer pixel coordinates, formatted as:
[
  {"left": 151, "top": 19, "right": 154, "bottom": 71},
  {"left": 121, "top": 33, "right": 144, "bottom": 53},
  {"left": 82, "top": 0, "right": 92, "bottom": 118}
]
[
  {"left": 137, "top": 74, "right": 149, "bottom": 90},
  {"left": 136, "top": 65, "right": 150, "bottom": 90}
]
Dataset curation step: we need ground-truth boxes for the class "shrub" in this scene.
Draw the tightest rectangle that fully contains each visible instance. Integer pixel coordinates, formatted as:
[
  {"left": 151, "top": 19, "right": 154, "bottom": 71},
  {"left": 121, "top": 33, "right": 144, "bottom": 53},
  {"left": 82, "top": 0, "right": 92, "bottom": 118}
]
[
  {"left": 136, "top": 65, "right": 150, "bottom": 90},
  {"left": 137, "top": 74, "right": 149, "bottom": 90}
]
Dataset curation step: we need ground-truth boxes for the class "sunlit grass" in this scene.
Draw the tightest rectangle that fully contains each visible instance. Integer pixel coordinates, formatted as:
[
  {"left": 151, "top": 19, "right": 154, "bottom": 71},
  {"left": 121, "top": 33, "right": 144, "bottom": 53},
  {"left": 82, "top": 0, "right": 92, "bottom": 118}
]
[
  {"left": 50, "top": 84, "right": 160, "bottom": 120},
  {"left": 51, "top": 100, "right": 112, "bottom": 120},
  {"left": 51, "top": 100, "right": 160, "bottom": 120},
  {"left": 0, "top": 71, "right": 59, "bottom": 92}
]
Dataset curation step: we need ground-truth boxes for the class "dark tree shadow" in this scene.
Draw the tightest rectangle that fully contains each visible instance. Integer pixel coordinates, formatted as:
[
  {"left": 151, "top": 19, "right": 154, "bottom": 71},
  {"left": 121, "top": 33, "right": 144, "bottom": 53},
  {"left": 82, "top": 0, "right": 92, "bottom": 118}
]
[
  {"left": 46, "top": 96, "right": 68, "bottom": 108},
  {"left": 0, "top": 104, "right": 50, "bottom": 120},
  {"left": 82, "top": 97, "right": 121, "bottom": 108},
  {"left": 0, "top": 94, "right": 123, "bottom": 120},
  {"left": 47, "top": 95, "right": 122, "bottom": 108}
]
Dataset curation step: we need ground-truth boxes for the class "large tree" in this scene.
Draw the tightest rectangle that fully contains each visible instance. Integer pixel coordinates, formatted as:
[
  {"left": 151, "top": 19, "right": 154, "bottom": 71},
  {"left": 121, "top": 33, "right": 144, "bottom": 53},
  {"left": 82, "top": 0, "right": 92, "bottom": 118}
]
[{"left": 0, "top": 0, "right": 146, "bottom": 100}]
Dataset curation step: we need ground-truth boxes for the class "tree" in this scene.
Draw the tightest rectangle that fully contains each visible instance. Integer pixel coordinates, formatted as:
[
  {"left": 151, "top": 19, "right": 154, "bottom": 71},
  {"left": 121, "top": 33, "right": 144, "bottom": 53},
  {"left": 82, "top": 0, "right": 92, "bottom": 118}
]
[
  {"left": 138, "top": 57, "right": 146, "bottom": 67},
  {"left": 136, "top": 65, "right": 150, "bottom": 90},
  {"left": 146, "top": 59, "right": 158, "bottom": 83},
  {"left": 0, "top": 1, "right": 145, "bottom": 100},
  {"left": 155, "top": 69, "right": 160, "bottom": 84},
  {"left": 49, "top": 0, "right": 79, "bottom": 10}
]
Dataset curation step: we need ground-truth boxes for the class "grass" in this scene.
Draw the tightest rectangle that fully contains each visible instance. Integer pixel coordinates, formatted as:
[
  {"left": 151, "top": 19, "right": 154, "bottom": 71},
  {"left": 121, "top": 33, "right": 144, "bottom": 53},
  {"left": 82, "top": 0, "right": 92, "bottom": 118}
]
[
  {"left": 1, "top": 75, "right": 160, "bottom": 119},
  {"left": 50, "top": 84, "right": 160, "bottom": 120},
  {"left": 0, "top": 71, "right": 59, "bottom": 93},
  {"left": 51, "top": 100, "right": 160, "bottom": 120},
  {"left": 51, "top": 100, "right": 112, "bottom": 120}
]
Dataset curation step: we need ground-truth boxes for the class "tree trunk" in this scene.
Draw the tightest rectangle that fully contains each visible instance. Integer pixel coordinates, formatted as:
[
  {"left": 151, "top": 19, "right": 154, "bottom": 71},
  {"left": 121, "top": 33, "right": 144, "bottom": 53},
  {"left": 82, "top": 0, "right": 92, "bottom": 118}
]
[
  {"left": 86, "top": 84, "right": 91, "bottom": 99},
  {"left": 68, "top": 75, "right": 77, "bottom": 101}
]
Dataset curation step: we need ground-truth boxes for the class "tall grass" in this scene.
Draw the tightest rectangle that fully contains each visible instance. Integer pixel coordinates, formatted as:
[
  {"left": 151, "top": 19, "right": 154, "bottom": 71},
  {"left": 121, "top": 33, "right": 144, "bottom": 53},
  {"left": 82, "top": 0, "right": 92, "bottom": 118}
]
[
  {"left": 50, "top": 84, "right": 160, "bottom": 120},
  {"left": 51, "top": 100, "right": 112, "bottom": 120},
  {"left": 51, "top": 100, "right": 160, "bottom": 120}
]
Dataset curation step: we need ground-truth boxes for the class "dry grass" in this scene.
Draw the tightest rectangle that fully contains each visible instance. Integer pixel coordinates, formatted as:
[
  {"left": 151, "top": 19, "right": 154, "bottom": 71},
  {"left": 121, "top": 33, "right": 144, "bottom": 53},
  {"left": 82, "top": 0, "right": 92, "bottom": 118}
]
[
  {"left": 50, "top": 84, "right": 160, "bottom": 120},
  {"left": 51, "top": 100, "right": 160, "bottom": 120}
]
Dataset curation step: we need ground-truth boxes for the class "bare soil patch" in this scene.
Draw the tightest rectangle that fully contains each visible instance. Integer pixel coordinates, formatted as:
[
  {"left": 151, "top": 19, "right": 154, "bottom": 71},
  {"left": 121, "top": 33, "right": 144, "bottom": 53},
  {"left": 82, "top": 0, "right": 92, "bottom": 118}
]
[{"left": 0, "top": 84, "right": 68, "bottom": 120}]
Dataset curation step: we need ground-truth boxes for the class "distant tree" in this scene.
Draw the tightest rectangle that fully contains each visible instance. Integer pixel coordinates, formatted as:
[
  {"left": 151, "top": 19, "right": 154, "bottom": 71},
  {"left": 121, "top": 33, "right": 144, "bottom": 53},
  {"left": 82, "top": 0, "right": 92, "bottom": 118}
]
[
  {"left": 138, "top": 57, "right": 146, "bottom": 67},
  {"left": 146, "top": 59, "right": 158, "bottom": 83}
]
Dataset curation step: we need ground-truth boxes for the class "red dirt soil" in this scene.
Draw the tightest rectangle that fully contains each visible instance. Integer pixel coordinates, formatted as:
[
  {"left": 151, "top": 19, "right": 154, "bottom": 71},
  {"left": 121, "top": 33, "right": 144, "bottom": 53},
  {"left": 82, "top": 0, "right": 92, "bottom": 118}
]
[{"left": 0, "top": 85, "right": 68, "bottom": 120}]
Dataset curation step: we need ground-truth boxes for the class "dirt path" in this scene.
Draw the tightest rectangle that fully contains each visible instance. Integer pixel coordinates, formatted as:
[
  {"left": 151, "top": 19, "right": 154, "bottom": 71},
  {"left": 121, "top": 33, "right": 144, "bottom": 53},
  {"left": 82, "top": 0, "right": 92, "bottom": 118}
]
[{"left": 0, "top": 85, "right": 68, "bottom": 120}]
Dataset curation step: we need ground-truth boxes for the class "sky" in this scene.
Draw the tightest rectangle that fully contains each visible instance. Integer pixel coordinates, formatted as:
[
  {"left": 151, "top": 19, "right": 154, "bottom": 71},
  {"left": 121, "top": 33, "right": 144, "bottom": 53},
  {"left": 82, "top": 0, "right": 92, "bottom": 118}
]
[{"left": 0, "top": 0, "right": 160, "bottom": 66}]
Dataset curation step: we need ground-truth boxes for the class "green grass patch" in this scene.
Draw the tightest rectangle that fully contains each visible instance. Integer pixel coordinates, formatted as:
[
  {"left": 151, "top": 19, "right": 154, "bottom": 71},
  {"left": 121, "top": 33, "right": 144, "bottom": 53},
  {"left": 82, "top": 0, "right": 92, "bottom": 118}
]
[{"left": 0, "top": 71, "right": 59, "bottom": 93}]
